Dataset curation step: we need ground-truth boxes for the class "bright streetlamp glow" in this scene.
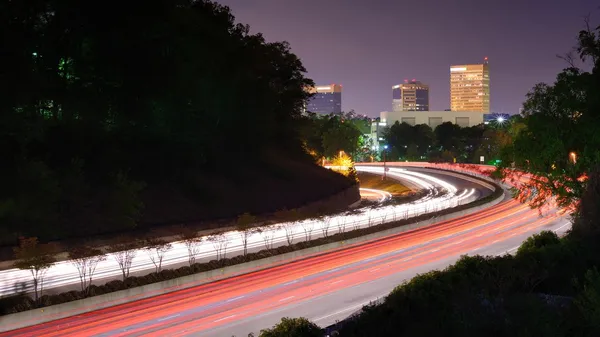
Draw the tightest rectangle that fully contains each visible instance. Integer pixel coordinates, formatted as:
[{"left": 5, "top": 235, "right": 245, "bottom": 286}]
[
  {"left": 569, "top": 151, "right": 577, "bottom": 164},
  {"left": 497, "top": 117, "right": 505, "bottom": 123}
]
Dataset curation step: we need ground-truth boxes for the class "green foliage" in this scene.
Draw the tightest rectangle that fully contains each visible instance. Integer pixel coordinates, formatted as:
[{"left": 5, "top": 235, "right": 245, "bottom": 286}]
[
  {"left": 517, "top": 231, "right": 561, "bottom": 256},
  {"left": 299, "top": 112, "right": 365, "bottom": 160},
  {"left": 0, "top": 0, "right": 332, "bottom": 242},
  {"left": 574, "top": 268, "right": 600, "bottom": 336},
  {"left": 573, "top": 166, "right": 600, "bottom": 236},
  {"left": 383, "top": 121, "right": 496, "bottom": 163},
  {"left": 259, "top": 317, "right": 322, "bottom": 337},
  {"left": 497, "top": 25, "right": 600, "bottom": 210}
]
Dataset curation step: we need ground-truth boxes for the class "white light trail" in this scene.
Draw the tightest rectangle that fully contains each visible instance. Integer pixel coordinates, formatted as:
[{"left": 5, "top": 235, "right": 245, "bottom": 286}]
[{"left": 0, "top": 167, "right": 481, "bottom": 297}]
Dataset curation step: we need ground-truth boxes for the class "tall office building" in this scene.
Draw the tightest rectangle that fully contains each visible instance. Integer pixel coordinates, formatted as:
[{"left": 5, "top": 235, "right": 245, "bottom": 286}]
[
  {"left": 392, "top": 80, "right": 429, "bottom": 112},
  {"left": 450, "top": 59, "right": 490, "bottom": 112},
  {"left": 305, "top": 84, "right": 342, "bottom": 114}
]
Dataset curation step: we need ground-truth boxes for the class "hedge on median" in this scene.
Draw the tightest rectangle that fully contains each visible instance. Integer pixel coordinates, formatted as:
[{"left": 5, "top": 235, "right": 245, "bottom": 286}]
[{"left": 0, "top": 173, "right": 504, "bottom": 316}]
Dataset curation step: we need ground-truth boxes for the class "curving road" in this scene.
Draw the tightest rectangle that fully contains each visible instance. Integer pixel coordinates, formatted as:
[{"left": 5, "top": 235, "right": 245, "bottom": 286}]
[
  {"left": 1, "top": 164, "right": 564, "bottom": 337},
  {"left": 0, "top": 167, "right": 487, "bottom": 298}
]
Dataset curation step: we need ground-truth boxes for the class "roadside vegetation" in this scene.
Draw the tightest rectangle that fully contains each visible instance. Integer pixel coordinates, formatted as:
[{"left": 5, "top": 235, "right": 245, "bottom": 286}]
[
  {"left": 259, "top": 20, "right": 600, "bottom": 337},
  {"left": 0, "top": 174, "right": 502, "bottom": 316},
  {"left": 0, "top": 0, "right": 356, "bottom": 252}
]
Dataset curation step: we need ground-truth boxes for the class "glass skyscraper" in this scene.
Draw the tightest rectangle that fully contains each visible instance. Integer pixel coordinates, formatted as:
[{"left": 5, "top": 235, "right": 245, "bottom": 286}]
[{"left": 306, "top": 84, "right": 342, "bottom": 114}]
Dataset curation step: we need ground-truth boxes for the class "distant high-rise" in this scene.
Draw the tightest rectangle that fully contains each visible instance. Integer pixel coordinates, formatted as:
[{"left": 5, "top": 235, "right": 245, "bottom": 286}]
[
  {"left": 392, "top": 80, "right": 429, "bottom": 112},
  {"left": 450, "top": 59, "right": 490, "bottom": 112},
  {"left": 306, "top": 84, "right": 342, "bottom": 114}
]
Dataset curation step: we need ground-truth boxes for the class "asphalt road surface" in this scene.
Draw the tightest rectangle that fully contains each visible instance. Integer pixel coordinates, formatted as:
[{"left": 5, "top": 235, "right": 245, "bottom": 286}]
[
  {"left": 0, "top": 167, "right": 489, "bottom": 297},
  {"left": 0, "top": 166, "right": 569, "bottom": 337}
]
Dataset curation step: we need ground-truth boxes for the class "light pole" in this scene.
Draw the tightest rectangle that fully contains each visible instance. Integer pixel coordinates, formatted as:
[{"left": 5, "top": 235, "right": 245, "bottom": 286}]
[{"left": 382, "top": 145, "right": 388, "bottom": 180}]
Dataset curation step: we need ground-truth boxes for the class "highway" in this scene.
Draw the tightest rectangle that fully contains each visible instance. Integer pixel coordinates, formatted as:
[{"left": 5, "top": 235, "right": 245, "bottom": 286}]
[
  {"left": 0, "top": 164, "right": 570, "bottom": 337},
  {"left": 0, "top": 167, "right": 488, "bottom": 297}
]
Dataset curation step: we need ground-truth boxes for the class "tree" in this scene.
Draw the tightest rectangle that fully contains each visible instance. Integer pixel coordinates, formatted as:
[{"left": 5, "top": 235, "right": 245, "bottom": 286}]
[
  {"left": 68, "top": 245, "right": 106, "bottom": 295},
  {"left": 497, "top": 23, "right": 600, "bottom": 212},
  {"left": 315, "top": 206, "right": 334, "bottom": 238},
  {"left": 330, "top": 151, "right": 357, "bottom": 181},
  {"left": 275, "top": 209, "right": 298, "bottom": 246},
  {"left": 177, "top": 226, "right": 204, "bottom": 266},
  {"left": 281, "top": 222, "right": 296, "bottom": 246},
  {"left": 434, "top": 122, "right": 463, "bottom": 154},
  {"left": 321, "top": 116, "right": 362, "bottom": 158},
  {"left": 107, "top": 237, "right": 141, "bottom": 280},
  {"left": 406, "top": 143, "right": 419, "bottom": 161},
  {"left": 144, "top": 235, "right": 173, "bottom": 273},
  {"left": 13, "top": 237, "right": 57, "bottom": 303},
  {"left": 412, "top": 124, "right": 435, "bottom": 156},
  {"left": 237, "top": 213, "right": 258, "bottom": 256},
  {"left": 477, "top": 128, "right": 511, "bottom": 163},
  {"left": 516, "top": 231, "right": 561, "bottom": 256},
  {"left": 383, "top": 121, "right": 414, "bottom": 158},
  {"left": 258, "top": 224, "right": 278, "bottom": 250},
  {"left": 0, "top": 0, "right": 316, "bottom": 244},
  {"left": 259, "top": 317, "right": 322, "bottom": 337},
  {"left": 574, "top": 268, "right": 600, "bottom": 337},
  {"left": 300, "top": 219, "right": 315, "bottom": 242},
  {"left": 208, "top": 232, "right": 230, "bottom": 261}
]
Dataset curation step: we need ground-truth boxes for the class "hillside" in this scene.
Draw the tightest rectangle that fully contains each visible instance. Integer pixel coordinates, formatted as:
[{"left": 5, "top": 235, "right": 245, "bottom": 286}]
[{"left": 0, "top": 1, "right": 357, "bottom": 247}]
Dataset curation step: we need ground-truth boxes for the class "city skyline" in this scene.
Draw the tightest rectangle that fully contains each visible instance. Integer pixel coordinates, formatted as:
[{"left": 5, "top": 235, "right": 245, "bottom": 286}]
[{"left": 217, "top": 0, "right": 597, "bottom": 117}]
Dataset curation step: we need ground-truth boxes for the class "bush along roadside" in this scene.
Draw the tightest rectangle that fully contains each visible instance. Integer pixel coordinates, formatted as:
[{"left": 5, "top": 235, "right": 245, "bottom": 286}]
[{"left": 0, "top": 176, "right": 504, "bottom": 316}]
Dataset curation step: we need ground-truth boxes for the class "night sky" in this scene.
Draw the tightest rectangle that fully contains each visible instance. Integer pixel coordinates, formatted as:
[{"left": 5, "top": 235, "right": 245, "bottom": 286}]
[{"left": 217, "top": 0, "right": 598, "bottom": 117}]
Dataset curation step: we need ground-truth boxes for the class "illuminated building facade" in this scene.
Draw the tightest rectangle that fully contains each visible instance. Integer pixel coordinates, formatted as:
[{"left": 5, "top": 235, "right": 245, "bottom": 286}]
[
  {"left": 306, "top": 84, "right": 342, "bottom": 114},
  {"left": 450, "top": 60, "right": 490, "bottom": 112},
  {"left": 392, "top": 80, "right": 429, "bottom": 112}
]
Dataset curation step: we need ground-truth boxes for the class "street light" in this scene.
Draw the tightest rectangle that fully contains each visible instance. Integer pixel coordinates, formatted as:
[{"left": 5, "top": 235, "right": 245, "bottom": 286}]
[
  {"left": 382, "top": 145, "right": 389, "bottom": 180},
  {"left": 569, "top": 151, "right": 577, "bottom": 164}
]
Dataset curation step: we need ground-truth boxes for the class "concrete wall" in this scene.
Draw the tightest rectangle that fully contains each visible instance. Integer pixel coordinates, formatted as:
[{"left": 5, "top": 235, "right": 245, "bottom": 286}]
[
  {"left": 0, "top": 172, "right": 504, "bottom": 333},
  {"left": 380, "top": 110, "right": 485, "bottom": 128}
]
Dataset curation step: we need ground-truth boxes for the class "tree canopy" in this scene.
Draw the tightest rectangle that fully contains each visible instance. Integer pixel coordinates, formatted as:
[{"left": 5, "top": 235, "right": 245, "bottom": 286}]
[
  {"left": 0, "top": 0, "right": 322, "bottom": 243},
  {"left": 497, "top": 23, "right": 600, "bottom": 211}
]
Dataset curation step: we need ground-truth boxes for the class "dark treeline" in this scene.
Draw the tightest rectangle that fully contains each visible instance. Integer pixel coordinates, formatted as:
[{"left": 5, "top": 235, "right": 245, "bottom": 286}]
[
  {"left": 383, "top": 120, "right": 513, "bottom": 164},
  {"left": 0, "top": 0, "right": 355, "bottom": 245}
]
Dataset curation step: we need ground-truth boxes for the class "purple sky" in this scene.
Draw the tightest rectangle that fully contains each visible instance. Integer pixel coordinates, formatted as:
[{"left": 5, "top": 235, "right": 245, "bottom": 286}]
[{"left": 217, "top": 0, "right": 598, "bottom": 117}]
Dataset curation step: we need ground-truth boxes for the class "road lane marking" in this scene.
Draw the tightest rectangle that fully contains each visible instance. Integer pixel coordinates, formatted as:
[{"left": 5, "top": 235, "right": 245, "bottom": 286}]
[
  {"left": 226, "top": 295, "right": 246, "bottom": 302},
  {"left": 283, "top": 280, "right": 298, "bottom": 286},
  {"left": 157, "top": 314, "right": 181, "bottom": 322},
  {"left": 213, "top": 314, "right": 236, "bottom": 323},
  {"left": 370, "top": 268, "right": 380, "bottom": 273},
  {"left": 279, "top": 296, "right": 295, "bottom": 302},
  {"left": 554, "top": 222, "right": 571, "bottom": 232},
  {"left": 330, "top": 280, "right": 344, "bottom": 285}
]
